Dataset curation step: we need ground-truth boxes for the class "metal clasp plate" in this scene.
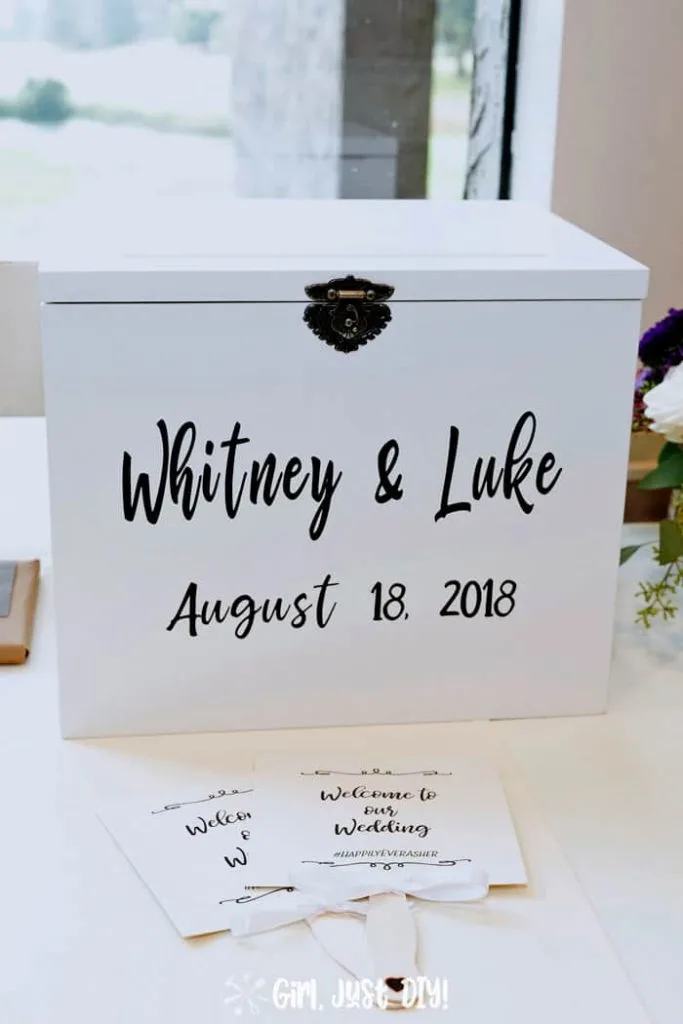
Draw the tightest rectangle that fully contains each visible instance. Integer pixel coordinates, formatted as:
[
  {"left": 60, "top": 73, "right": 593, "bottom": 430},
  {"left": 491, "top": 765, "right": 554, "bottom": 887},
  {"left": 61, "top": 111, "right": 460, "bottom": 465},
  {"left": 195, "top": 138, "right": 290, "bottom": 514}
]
[{"left": 303, "top": 275, "right": 395, "bottom": 353}]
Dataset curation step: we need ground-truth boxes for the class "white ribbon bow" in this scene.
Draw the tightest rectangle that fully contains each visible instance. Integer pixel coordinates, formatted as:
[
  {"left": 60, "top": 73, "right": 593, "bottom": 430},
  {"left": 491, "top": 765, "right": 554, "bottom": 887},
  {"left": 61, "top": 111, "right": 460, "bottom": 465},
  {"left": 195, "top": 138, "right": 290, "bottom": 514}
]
[{"left": 229, "top": 860, "right": 489, "bottom": 937}]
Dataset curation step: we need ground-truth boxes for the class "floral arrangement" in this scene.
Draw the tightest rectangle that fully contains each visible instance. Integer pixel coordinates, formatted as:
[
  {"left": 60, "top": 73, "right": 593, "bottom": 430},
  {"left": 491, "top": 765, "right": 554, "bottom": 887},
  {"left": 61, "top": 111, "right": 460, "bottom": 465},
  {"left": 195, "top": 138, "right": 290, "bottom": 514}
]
[{"left": 623, "top": 308, "right": 683, "bottom": 625}]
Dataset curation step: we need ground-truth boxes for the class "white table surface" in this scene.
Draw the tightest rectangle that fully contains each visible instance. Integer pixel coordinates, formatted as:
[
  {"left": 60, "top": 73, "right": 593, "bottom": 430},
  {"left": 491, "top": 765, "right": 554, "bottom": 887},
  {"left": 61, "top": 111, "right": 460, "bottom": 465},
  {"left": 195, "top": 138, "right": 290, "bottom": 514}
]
[{"left": 1, "top": 418, "right": 682, "bottom": 1024}]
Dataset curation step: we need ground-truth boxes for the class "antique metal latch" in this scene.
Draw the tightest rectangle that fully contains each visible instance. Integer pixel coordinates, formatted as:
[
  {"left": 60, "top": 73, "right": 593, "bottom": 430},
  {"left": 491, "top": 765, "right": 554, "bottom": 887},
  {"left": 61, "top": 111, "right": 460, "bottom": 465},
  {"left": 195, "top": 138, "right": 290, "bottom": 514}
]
[{"left": 303, "top": 275, "right": 394, "bottom": 353}]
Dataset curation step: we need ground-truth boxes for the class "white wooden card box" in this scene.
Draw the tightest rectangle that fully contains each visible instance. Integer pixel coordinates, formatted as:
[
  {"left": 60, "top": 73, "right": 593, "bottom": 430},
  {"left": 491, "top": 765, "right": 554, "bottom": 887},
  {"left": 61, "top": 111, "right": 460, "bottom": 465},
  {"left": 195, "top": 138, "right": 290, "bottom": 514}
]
[{"left": 40, "top": 200, "right": 648, "bottom": 739}]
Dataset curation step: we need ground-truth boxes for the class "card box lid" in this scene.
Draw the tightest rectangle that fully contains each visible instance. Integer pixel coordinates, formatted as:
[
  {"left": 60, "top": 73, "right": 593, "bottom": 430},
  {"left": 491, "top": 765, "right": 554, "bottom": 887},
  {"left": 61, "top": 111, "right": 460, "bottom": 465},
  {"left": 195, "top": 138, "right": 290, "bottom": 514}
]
[{"left": 36, "top": 200, "right": 648, "bottom": 304}]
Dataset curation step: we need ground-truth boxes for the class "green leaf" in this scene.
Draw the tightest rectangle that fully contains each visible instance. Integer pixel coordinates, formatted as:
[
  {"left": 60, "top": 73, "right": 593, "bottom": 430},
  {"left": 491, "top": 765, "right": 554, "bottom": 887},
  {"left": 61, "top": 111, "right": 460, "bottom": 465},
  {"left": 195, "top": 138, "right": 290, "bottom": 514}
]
[
  {"left": 620, "top": 544, "right": 647, "bottom": 565},
  {"left": 657, "top": 519, "right": 683, "bottom": 564},
  {"left": 638, "top": 446, "right": 683, "bottom": 489},
  {"left": 658, "top": 441, "right": 683, "bottom": 464}
]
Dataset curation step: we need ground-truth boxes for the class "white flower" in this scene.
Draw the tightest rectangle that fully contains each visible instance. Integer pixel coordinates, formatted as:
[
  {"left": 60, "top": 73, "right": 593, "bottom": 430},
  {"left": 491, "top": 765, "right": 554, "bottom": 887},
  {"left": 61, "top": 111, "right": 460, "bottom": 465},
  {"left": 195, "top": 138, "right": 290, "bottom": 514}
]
[{"left": 643, "top": 362, "right": 683, "bottom": 443}]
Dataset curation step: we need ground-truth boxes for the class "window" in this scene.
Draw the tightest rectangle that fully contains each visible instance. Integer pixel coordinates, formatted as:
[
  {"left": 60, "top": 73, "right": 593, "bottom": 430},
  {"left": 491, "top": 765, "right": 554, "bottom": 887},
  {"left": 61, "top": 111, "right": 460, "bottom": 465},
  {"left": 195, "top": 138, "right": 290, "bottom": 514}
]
[{"left": 0, "top": 1, "right": 520, "bottom": 242}]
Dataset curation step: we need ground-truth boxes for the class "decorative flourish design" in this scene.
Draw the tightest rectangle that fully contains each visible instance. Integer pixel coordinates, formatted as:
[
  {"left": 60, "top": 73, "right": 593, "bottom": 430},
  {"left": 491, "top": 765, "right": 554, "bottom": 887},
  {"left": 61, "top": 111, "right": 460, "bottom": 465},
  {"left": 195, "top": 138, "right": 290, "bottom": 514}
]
[
  {"left": 219, "top": 886, "right": 295, "bottom": 906},
  {"left": 150, "top": 788, "right": 253, "bottom": 815},
  {"left": 301, "top": 859, "right": 471, "bottom": 871},
  {"left": 299, "top": 769, "right": 452, "bottom": 777},
  {"left": 303, "top": 275, "right": 394, "bottom": 353}
]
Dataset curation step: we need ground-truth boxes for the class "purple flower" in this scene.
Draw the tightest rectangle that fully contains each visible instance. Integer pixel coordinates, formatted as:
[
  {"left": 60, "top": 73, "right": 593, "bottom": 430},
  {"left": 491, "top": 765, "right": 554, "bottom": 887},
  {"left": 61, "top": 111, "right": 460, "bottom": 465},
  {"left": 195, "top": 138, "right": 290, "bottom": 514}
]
[
  {"left": 639, "top": 307, "right": 683, "bottom": 374},
  {"left": 632, "top": 366, "right": 659, "bottom": 430}
]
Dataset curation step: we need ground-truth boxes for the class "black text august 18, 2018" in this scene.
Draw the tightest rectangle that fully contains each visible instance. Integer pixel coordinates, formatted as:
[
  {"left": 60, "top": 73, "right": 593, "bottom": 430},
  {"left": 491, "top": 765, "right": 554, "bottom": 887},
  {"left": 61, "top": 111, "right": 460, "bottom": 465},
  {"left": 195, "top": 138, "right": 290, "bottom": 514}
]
[{"left": 120, "top": 413, "right": 562, "bottom": 639}]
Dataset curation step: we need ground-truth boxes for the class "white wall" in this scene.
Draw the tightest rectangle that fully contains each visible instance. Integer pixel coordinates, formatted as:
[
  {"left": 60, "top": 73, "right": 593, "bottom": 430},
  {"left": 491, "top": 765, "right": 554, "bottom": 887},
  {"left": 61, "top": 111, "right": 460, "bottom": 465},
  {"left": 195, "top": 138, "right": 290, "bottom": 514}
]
[{"left": 552, "top": 0, "right": 683, "bottom": 327}]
